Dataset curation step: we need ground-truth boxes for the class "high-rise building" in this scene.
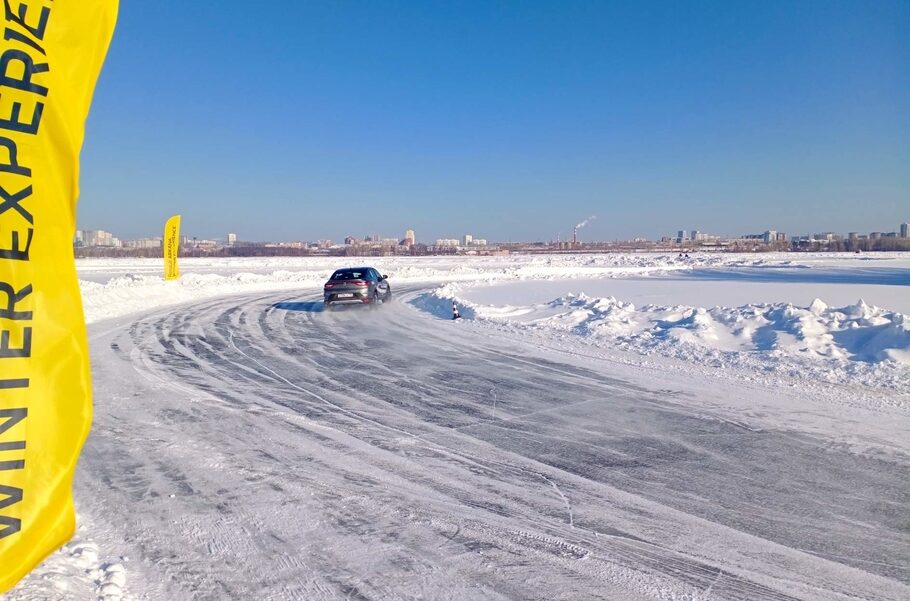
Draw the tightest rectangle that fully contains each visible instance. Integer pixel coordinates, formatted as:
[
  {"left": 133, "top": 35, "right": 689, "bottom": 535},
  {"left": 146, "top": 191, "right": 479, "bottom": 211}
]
[
  {"left": 81, "top": 229, "right": 119, "bottom": 247},
  {"left": 463, "top": 234, "right": 473, "bottom": 246},
  {"left": 901, "top": 223, "right": 909, "bottom": 238},
  {"left": 404, "top": 229, "right": 415, "bottom": 246},
  {"left": 677, "top": 230, "right": 687, "bottom": 243},
  {"left": 227, "top": 232, "right": 237, "bottom": 246}
]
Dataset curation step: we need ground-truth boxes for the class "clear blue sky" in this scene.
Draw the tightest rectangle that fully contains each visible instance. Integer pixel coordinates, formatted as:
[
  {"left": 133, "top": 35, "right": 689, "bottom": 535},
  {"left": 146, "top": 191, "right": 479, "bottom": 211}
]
[{"left": 79, "top": 0, "right": 909, "bottom": 243}]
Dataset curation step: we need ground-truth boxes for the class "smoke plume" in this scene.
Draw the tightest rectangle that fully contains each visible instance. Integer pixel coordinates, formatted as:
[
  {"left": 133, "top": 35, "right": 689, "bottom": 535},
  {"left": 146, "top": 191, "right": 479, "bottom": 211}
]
[{"left": 575, "top": 216, "right": 597, "bottom": 229}]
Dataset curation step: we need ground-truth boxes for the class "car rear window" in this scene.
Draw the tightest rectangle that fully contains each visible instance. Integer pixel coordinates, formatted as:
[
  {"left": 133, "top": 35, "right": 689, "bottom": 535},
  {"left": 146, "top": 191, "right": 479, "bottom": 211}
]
[{"left": 331, "top": 270, "right": 366, "bottom": 280}]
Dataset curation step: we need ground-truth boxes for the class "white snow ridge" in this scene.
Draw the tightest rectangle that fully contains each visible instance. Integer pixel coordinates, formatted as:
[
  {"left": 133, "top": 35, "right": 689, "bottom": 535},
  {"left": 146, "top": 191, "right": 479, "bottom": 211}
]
[{"left": 413, "top": 255, "right": 910, "bottom": 405}]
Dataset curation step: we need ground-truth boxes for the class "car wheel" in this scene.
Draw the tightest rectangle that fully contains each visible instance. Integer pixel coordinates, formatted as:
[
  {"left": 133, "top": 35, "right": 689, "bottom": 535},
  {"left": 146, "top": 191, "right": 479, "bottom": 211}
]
[
  {"left": 324, "top": 301, "right": 333, "bottom": 312},
  {"left": 385, "top": 289, "right": 392, "bottom": 303},
  {"left": 370, "top": 291, "right": 381, "bottom": 308}
]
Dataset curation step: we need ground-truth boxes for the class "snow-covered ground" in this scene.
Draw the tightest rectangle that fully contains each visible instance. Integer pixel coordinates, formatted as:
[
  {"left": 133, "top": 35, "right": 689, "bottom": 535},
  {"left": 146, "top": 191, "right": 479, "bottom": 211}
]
[
  {"left": 9, "top": 252, "right": 909, "bottom": 600},
  {"left": 418, "top": 267, "right": 910, "bottom": 407},
  {"left": 80, "top": 252, "right": 910, "bottom": 405}
]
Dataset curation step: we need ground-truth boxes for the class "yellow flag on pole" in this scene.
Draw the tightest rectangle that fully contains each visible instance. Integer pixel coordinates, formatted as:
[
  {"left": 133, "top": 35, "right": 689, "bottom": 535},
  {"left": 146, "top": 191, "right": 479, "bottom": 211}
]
[
  {"left": 0, "top": 0, "right": 118, "bottom": 593},
  {"left": 163, "top": 214, "right": 181, "bottom": 280}
]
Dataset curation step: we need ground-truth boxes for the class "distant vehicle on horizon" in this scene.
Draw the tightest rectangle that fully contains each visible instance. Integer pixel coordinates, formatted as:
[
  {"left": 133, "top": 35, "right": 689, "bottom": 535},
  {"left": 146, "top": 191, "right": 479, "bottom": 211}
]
[{"left": 323, "top": 267, "right": 391, "bottom": 310}]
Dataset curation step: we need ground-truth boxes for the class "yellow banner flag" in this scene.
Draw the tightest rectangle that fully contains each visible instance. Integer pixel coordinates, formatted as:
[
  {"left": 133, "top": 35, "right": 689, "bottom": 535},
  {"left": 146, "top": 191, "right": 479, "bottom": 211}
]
[
  {"left": 163, "top": 214, "right": 181, "bottom": 280},
  {"left": 0, "top": 0, "right": 118, "bottom": 593}
]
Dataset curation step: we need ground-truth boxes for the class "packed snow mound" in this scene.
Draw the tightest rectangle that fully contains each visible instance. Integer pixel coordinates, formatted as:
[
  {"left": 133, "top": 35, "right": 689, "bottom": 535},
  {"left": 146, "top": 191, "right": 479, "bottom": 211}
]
[
  {"left": 493, "top": 293, "right": 909, "bottom": 365},
  {"left": 409, "top": 283, "right": 479, "bottom": 320},
  {"left": 415, "top": 285, "right": 910, "bottom": 394}
]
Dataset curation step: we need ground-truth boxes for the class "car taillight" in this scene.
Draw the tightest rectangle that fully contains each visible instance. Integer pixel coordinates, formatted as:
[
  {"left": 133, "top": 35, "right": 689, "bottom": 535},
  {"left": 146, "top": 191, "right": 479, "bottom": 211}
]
[
  {"left": 324, "top": 283, "right": 334, "bottom": 288},
  {"left": 353, "top": 281, "right": 368, "bottom": 287}
]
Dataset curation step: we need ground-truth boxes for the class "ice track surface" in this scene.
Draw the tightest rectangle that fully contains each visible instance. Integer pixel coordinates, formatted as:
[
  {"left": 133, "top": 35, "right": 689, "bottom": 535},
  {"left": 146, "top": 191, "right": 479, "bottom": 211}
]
[{"left": 41, "top": 286, "right": 910, "bottom": 599}]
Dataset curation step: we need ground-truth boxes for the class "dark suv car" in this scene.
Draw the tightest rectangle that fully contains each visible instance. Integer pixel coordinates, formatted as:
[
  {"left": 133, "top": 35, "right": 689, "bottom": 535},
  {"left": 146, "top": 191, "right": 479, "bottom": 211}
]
[{"left": 323, "top": 267, "right": 391, "bottom": 309}]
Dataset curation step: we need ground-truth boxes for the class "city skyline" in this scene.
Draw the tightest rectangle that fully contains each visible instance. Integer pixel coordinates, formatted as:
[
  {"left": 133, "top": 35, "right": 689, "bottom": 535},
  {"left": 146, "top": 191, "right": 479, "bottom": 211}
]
[
  {"left": 77, "top": 2, "right": 908, "bottom": 242},
  {"left": 76, "top": 214, "right": 910, "bottom": 247},
  {"left": 76, "top": 219, "right": 910, "bottom": 249}
]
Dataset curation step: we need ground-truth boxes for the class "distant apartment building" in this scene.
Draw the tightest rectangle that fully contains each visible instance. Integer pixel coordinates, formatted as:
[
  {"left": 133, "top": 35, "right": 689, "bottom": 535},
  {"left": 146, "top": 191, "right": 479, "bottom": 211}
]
[
  {"left": 266, "top": 241, "right": 305, "bottom": 249},
  {"left": 463, "top": 234, "right": 473, "bottom": 246},
  {"left": 677, "top": 229, "right": 717, "bottom": 243},
  {"left": 344, "top": 236, "right": 357, "bottom": 245},
  {"left": 227, "top": 232, "right": 237, "bottom": 246},
  {"left": 76, "top": 229, "right": 120, "bottom": 247},
  {"left": 123, "top": 237, "right": 162, "bottom": 249},
  {"left": 901, "top": 223, "right": 909, "bottom": 238},
  {"left": 404, "top": 229, "right": 416, "bottom": 246},
  {"left": 435, "top": 239, "right": 460, "bottom": 247}
]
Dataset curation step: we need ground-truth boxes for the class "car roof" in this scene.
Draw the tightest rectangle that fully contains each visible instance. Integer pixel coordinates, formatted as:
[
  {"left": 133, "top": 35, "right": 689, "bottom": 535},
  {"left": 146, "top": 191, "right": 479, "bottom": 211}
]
[{"left": 333, "top": 267, "right": 374, "bottom": 272}]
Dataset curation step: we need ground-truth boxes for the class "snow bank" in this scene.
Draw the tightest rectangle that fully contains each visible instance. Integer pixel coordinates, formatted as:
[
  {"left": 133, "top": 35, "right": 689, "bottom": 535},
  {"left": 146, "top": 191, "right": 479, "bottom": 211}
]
[
  {"left": 413, "top": 283, "right": 910, "bottom": 395},
  {"left": 79, "top": 271, "right": 330, "bottom": 323}
]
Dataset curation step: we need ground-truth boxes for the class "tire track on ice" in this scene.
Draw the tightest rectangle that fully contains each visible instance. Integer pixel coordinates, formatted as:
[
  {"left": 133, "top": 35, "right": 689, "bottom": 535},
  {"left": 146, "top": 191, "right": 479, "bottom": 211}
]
[{"left": 86, "top": 289, "right": 910, "bottom": 601}]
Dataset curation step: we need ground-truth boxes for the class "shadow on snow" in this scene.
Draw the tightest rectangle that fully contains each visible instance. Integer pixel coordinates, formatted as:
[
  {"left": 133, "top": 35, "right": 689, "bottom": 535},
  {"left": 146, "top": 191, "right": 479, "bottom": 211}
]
[
  {"left": 677, "top": 267, "right": 910, "bottom": 286},
  {"left": 272, "top": 301, "right": 326, "bottom": 313}
]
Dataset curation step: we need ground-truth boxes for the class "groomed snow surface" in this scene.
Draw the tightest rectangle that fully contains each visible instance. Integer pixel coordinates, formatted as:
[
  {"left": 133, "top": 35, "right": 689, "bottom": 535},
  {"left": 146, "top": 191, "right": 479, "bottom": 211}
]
[{"left": 9, "top": 252, "right": 909, "bottom": 600}]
